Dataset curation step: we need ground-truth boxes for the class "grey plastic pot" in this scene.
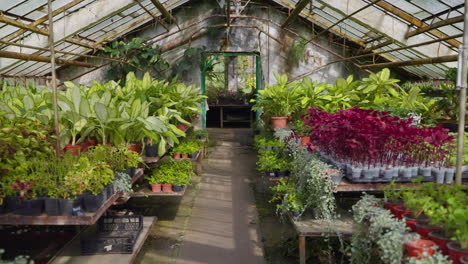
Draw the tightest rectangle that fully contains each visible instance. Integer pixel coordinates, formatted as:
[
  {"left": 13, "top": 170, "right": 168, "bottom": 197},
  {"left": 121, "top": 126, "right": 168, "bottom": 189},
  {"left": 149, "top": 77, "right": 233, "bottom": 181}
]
[
  {"left": 411, "top": 167, "right": 419, "bottom": 177},
  {"left": 433, "top": 168, "right": 446, "bottom": 184},
  {"left": 330, "top": 173, "right": 343, "bottom": 184},
  {"left": 445, "top": 168, "right": 455, "bottom": 184},
  {"left": 400, "top": 167, "right": 412, "bottom": 178},
  {"left": 351, "top": 167, "right": 362, "bottom": 179},
  {"left": 370, "top": 167, "right": 380, "bottom": 178},
  {"left": 383, "top": 168, "right": 394, "bottom": 179},
  {"left": 393, "top": 167, "right": 400, "bottom": 178},
  {"left": 362, "top": 168, "right": 374, "bottom": 179},
  {"left": 419, "top": 167, "right": 432, "bottom": 177}
]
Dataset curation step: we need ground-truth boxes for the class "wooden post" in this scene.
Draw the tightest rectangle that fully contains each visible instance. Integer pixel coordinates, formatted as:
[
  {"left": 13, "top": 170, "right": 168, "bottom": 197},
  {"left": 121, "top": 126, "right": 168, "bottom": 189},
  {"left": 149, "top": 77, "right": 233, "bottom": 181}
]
[
  {"left": 299, "top": 235, "right": 306, "bottom": 264},
  {"left": 47, "top": 0, "right": 61, "bottom": 157},
  {"left": 406, "top": 15, "right": 464, "bottom": 38},
  {"left": 281, "top": 0, "right": 311, "bottom": 28}
]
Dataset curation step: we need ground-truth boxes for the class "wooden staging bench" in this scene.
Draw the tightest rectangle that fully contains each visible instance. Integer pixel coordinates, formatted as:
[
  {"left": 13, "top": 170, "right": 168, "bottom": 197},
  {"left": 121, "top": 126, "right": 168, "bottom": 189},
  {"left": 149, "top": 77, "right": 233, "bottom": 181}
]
[
  {"left": 48, "top": 216, "right": 156, "bottom": 264},
  {"left": 290, "top": 215, "right": 355, "bottom": 264},
  {"left": 0, "top": 169, "right": 145, "bottom": 226},
  {"left": 208, "top": 104, "right": 253, "bottom": 128}
]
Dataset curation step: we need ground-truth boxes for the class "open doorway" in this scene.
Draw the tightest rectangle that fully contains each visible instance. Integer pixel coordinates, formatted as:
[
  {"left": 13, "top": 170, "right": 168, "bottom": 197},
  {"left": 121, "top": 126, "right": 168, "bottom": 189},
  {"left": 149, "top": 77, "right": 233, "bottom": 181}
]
[{"left": 201, "top": 52, "right": 261, "bottom": 128}]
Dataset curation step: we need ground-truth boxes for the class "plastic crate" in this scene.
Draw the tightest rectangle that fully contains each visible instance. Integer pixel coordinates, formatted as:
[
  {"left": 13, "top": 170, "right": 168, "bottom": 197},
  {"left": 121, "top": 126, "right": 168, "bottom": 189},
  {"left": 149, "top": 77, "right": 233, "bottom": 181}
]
[{"left": 81, "top": 215, "right": 143, "bottom": 255}]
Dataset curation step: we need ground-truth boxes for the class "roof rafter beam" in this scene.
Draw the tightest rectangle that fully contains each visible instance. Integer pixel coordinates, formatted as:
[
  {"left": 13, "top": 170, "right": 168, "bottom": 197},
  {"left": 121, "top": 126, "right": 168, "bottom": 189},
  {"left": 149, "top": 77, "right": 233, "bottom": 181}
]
[
  {"left": 361, "top": 55, "right": 457, "bottom": 69},
  {"left": 406, "top": 15, "right": 464, "bottom": 38},
  {"left": 362, "top": 39, "right": 394, "bottom": 53},
  {"left": 0, "top": 13, "right": 97, "bottom": 50},
  {"left": 3, "top": 0, "right": 86, "bottom": 42},
  {"left": 0, "top": 50, "right": 95, "bottom": 68},
  {"left": 373, "top": 1, "right": 461, "bottom": 47},
  {"left": 281, "top": 0, "right": 310, "bottom": 28},
  {"left": 150, "top": 0, "right": 177, "bottom": 24}
]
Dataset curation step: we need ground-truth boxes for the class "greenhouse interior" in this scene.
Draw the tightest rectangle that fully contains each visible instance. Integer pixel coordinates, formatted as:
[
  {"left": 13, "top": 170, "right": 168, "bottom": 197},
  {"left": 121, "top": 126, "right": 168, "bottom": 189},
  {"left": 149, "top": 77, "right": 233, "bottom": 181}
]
[{"left": 0, "top": 0, "right": 468, "bottom": 263}]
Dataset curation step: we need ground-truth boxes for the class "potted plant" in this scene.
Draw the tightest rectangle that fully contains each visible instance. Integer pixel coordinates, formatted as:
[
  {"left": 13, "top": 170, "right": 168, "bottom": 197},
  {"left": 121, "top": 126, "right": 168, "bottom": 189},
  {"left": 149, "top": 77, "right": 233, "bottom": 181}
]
[
  {"left": 171, "top": 161, "right": 193, "bottom": 192},
  {"left": 251, "top": 73, "right": 301, "bottom": 129},
  {"left": 404, "top": 239, "right": 437, "bottom": 259},
  {"left": 445, "top": 198, "right": 468, "bottom": 264},
  {"left": 295, "top": 120, "right": 311, "bottom": 146},
  {"left": 146, "top": 161, "right": 177, "bottom": 193},
  {"left": 11, "top": 180, "right": 43, "bottom": 216},
  {"left": 78, "top": 157, "right": 114, "bottom": 212},
  {"left": 256, "top": 150, "right": 281, "bottom": 177}
]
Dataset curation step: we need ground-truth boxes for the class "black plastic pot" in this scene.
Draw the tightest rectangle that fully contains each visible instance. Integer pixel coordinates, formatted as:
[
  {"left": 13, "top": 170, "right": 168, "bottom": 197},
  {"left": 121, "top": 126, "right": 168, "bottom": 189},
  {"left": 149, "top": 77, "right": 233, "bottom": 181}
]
[
  {"left": 145, "top": 143, "right": 158, "bottom": 157},
  {"left": 106, "top": 184, "right": 115, "bottom": 198},
  {"left": 59, "top": 198, "right": 82, "bottom": 216},
  {"left": 264, "top": 171, "right": 277, "bottom": 177},
  {"left": 4, "top": 196, "right": 20, "bottom": 213},
  {"left": 44, "top": 198, "right": 61, "bottom": 216},
  {"left": 172, "top": 185, "right": 185, "bottom": 192},
  {"left": 125, "top": 167, "right": 136, "bottom": 178},
  {"left": 276, "top": 171, "right": 290, "bottom": 177},
  {"left": 14, "top": 199, "right": 44, "bottom": 216},
  {"left": 189, "top": 151, "right": 199, "bottom": 160},
  {"left": 82, "top": 191, "right": 107, "bottom": 212}
]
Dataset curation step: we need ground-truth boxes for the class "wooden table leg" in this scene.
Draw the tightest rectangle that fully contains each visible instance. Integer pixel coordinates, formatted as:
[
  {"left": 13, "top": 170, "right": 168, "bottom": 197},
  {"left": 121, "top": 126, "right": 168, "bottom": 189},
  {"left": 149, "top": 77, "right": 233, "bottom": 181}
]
[
  {"left": 220, "top": 106, "right": 224, "bottom": 128},
  {"left": 299, "top": 235, "right": 306, "bottom": 264}
]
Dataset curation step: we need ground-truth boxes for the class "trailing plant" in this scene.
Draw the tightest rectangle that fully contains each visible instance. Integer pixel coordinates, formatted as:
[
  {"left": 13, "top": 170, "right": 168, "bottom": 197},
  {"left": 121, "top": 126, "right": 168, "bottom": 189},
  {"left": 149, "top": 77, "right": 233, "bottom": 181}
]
[
  {"left": 406, "top": 251, "right": 452, "bottom": 264},
  {"left": 114, "top": 172, "right": 133, "bottom": 193}
]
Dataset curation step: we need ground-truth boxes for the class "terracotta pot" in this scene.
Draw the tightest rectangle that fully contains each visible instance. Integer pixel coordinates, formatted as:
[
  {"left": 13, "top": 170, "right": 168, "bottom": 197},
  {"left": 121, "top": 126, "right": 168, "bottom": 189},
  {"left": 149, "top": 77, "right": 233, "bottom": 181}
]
[
  {"left": 405, "top": 239, "right": 436, "bottom": 259},
  {"left": 128, "top": 143, "right": 142, "bottom": 153},
  {"left": 403, "top": 213, "right": 430, "bottom": 232},
  {"left": 173, "top": 153, "right": 181, "bottom": 160},
  {"left": 64, "top": 144, "right": 81, "bottom": 156},
  {"left": 448, "top": 242, "right": 468, "bottom": 264},
  {"left": 271, "top": 116, "right": 288, "bottom": 129},
  {"left": 393, "top": 205, "right": 411, "bottom": 220},
  {"left": 301, "top": 136, "right": 310, "bottom": 146},
  {"left": 162, "top": 184, "right": 172, "bottom": 193},
  {"left": 150, "top": 184, "right": 162, "bottom": 192},
  {"left": 182, "top": 153, "right": 189, "bottom": 159},
  {"left": 428, "top": 231, "right": 452, "bottom": 255},
  {"left": 176, "top": 124, "right": 188, "bottom": 131},
  {"left": 415, "top": 223, "right": 442, "bottom": 239}
]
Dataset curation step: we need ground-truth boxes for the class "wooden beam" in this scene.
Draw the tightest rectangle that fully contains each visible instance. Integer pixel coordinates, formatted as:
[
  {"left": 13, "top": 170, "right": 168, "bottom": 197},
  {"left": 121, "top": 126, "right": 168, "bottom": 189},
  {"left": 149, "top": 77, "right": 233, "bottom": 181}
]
[
  {"left": 281, "top": 0, "right": 310, "bottom": 28},
  {"left": 406, "top": 15, "right": 464, "bottom": 38},
  {"left": 362, "top": 39, "right": 394, "bottom": 53},
  {"left": 361, "top": 55, "right": 457, "bottom": 69},
  {"left": 1, "top": 11, "right": 35, "bottom": 23},
  {"left": 3, "top": 0, "right": 86, "bottom": 42},
  {"left": 0, "top": 12, "right": 97, "bottom": 51},
  {"left": 374, "top": 1, "right": 462, "bottom": 47},
  {"left": 0, "top": 50, "right": 95, "bottom": 68},
  {"left": 149, "top": 0, "right": 176, "bottom": 24}
]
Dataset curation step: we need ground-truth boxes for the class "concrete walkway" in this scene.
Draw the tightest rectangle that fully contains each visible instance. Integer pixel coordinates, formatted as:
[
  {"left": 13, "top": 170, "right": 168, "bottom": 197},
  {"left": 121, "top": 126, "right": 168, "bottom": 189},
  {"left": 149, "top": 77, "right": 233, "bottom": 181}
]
[{"left": 175, "top": 128, "right": 264, "bottom": 264}]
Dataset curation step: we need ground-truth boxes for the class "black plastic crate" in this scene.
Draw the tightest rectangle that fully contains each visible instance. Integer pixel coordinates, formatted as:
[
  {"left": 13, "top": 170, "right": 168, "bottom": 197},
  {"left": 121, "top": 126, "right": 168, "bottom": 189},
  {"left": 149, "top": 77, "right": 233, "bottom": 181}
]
[{"left": 81, "top": 215, "right": 143, "bottom": 255}]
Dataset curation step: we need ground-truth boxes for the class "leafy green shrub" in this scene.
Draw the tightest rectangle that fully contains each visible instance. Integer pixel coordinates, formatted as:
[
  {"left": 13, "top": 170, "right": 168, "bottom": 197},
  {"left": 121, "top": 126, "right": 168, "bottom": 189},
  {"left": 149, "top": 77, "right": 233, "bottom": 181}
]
[
  {"left": 145, "top": 160, "right": 193, "bottom": 185},
  {"left": 171, "top": 139, "right": 200, "bottom": 155}
]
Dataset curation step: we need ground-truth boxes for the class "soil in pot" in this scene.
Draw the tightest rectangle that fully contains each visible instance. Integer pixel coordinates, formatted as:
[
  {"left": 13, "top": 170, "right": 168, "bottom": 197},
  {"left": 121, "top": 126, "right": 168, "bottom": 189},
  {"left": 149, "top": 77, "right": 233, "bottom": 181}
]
[
  {"left": 415, "top": 223, "right": 442, "bottom": 239},
  {"left": 150, "top": 184, "right": 162, "bottom": 192},
  {"left": 172, "top": 185, "right": 184, "bottom": 192},
  {"left": 82, "top": 191, "right": 107, "bottom": 212},
  {"left": 64, "top": 144, "right": 81, "bottom": 156},
  {"left": 428, "top": 231, "right": 452, "bottom": 255},
  {"left": 448, "top": 242, "right": 468, "bottom": 264},
  {"left": 405, "top": 239, "right": 436, "bottom": 259},
  {"left": 59, "top": 198, "right": 82, "bottom": 216},
  {"left": 14, "top": 199, "right": 44, "bottom": 216},
  {"left": 301, "top": 136, "right": 310, "bottom": 146},
  {"left": 162, "top": 184, "right": 173, "bottom": 193},
  {"left": 393, "top": 205, "right": 412, "bottom": 219},
  {"left": 403, "top": 213, "right": 430, "bottom": 232},
  {"left": 44, "top": 198, "right": 61, "bottom": 216},
  {"left": 271, "top": 116, "right": 288, "bottom": 129}
]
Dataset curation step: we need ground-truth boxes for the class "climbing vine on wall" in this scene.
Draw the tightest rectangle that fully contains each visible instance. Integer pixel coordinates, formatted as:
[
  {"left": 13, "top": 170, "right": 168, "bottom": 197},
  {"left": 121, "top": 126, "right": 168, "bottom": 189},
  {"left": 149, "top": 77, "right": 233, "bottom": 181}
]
[
  {"left": 288, "top": 37, "right": 308, "bottom": 67},
  {"left": 103, "top": 37, "right": 169, "bottom": 82}
]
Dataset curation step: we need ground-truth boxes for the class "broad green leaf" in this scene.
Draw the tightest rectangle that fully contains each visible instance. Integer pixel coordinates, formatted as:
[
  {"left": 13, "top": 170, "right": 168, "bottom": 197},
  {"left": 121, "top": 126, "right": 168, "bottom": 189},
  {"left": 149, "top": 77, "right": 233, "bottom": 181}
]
[{"left": 94, "top": 103, "right": 108, "bottom": 123}]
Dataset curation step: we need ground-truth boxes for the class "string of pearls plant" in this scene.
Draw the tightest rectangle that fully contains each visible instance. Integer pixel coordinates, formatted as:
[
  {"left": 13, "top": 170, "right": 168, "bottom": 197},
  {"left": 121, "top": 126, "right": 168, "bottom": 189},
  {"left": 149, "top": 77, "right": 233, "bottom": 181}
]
[{"left": 274, "top": 129, "right": 337, "bottom": 220}]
